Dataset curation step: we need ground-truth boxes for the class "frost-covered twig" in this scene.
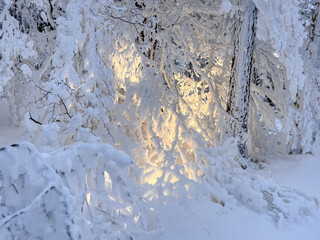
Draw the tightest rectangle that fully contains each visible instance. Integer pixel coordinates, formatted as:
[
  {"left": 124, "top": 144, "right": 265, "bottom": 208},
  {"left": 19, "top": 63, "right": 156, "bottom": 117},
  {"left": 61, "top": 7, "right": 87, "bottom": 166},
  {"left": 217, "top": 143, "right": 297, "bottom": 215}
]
[
  {"left": 57, "top": 95, "right": 72, "bottom": 119},
  {"left": 0, "top": 184, "right": 55, "bottom": 227},
  {"left": 29, "top": 113, "right": 42, "bottom": 125}
]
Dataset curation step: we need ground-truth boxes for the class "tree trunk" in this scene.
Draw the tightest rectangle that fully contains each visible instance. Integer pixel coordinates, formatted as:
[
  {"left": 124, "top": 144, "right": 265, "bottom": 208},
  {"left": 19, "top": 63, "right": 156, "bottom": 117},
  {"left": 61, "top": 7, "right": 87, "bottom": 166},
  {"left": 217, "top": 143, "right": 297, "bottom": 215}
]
[{"left": 226, "top": 0, "right": 257, "bottom": 158}]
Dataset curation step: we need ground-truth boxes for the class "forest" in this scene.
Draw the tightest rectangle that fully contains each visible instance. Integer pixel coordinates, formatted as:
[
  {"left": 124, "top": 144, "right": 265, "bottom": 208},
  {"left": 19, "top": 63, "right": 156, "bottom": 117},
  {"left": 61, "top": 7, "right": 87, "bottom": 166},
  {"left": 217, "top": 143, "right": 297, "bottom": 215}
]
[{"left": 0, "top": 0, "right": 320, "bottom": 239}]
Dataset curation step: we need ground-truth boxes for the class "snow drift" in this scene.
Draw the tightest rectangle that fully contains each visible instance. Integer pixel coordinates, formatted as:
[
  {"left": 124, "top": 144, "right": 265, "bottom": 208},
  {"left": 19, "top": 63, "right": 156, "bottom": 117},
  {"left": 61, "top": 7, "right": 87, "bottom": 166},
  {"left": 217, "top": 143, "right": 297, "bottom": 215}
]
[
  {"left": 0, "top": 141, "right": 318, "bottom": 239},
  {"left": 0, "top": 142, "right": 160, "bottom": 240}
]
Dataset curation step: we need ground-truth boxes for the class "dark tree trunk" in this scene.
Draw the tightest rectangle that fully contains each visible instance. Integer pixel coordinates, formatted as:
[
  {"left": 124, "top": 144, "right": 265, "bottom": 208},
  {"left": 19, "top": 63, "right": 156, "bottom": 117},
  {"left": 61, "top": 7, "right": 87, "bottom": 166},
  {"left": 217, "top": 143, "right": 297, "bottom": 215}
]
[{"left": 226, "top": 0, "right": 257, "bottom": 158}]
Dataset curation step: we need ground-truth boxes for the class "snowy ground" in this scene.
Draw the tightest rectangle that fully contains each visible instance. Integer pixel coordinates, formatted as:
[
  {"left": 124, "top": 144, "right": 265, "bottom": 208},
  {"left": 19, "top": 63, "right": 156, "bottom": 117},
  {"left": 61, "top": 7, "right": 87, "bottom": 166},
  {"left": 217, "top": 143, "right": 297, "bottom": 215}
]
[
  {"left": 0, "top": 101, "right": 319, "bottom": 240},
  {"left": 0, "top": 98, "right": 20, "bottom": 146},
  {"left": 152, "top": 155, "right": 320, "bottom": 240}
]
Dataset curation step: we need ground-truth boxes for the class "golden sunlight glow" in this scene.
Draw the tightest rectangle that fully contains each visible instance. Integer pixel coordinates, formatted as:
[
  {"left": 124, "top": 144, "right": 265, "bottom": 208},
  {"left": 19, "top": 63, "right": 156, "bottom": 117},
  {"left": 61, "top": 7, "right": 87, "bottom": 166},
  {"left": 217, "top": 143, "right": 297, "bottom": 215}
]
[
  {"left": 109, "top": 43, "right": 216, "bottom": 201},
  {"left": 170, "top": 175, "right": 179, "bottom": 184},
  {"left": 132, "top": 93, "right": 141, "bottom": 107},
  {"left": 215, "top": 56, "right": 223, "bottom": 67},
  {"left": 197, "top": 168, "right": 204, "bottom": 177},
  {"left": 152, "top": 107, "right": 178, "bottom": 149},
  {"left": 142, "top": 168, "right": 163, "bottom": 185},
  {"left": 113, "top": 44, "right": 142, "bottom": 85},
  {"left": 175, "top": 142, "right": 198, "bottom": 181},
  {"left": 104, "top": 171, "right": 112, "bottom": 192},
  {"left": 108, "top": 194, "right": 116, "bottom": 202},
  {"left": 174, "top": 72, "right": 211, "bottom": 133},
  {"left": 163, "top": 188, "right": 170, "bottom": 196},
  {"left": 129, "top": 54, "right": 142, "bottom": 83},
  {"left": 210, "top": 66, "right": 223, "bottom": 76},
  {"left": 164, "top": 171, "right": 180, "bottom": 184},
  {"left": 134, "top": 213, "right": 141, "bottom": 223},
  {"left": 86, "top": 193, "right": 91, "bottom": 204},
  {"left": 130, "top": 74, "right": 140, "bottom": 83}
]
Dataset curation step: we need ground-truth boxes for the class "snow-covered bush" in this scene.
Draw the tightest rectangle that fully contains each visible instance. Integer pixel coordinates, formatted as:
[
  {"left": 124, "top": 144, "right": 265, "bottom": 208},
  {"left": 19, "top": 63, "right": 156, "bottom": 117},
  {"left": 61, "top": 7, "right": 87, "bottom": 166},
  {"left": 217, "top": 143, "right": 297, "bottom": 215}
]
[
  {"left": 0, "top": 141, "right": 317, "bottom": 240},
  {"left": 0, "top": 142, "right": 160, "bottom": 239}
]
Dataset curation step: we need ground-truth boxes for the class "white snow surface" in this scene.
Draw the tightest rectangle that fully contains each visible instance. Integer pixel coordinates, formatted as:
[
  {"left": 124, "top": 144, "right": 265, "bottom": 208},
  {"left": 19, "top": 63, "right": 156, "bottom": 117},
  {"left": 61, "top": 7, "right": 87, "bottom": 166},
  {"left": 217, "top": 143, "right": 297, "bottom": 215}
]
[
  {"left": 0, "top": 99, "right": 20, "bottom": 146},
  {"left": 153, "top": 155, "right": 320, "bottom": 240},
  {"left": 0, "top": 103, "right": 319, "bottom": 240}
]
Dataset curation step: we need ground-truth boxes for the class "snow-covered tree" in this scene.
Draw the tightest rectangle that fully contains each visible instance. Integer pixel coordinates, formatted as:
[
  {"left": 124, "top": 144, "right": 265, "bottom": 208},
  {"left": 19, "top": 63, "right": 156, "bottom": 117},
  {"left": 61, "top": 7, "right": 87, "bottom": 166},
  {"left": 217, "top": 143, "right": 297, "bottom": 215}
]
[
  {"left": 249, "top": 0, "right": 317, "bottom": 156},
  {"left": 226, "top": 0, "right": 257, "bottom": 158},
  {"left": 0, "top": 0, "right": 319, "bottom": 238}
]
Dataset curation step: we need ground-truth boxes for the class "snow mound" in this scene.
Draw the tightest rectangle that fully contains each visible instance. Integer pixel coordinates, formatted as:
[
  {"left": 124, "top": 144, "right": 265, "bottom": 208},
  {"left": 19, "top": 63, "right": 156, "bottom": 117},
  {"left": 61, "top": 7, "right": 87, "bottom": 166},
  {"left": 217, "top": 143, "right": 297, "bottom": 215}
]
[
  {"left": 0, "top": 142, "right": 160, "bottom": 240},
  {"left": 0, "top": 141, "right": 318, "bottom": 240},
  {"left": 201, "top": 145, "right": 319, "bottom": 225}
]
